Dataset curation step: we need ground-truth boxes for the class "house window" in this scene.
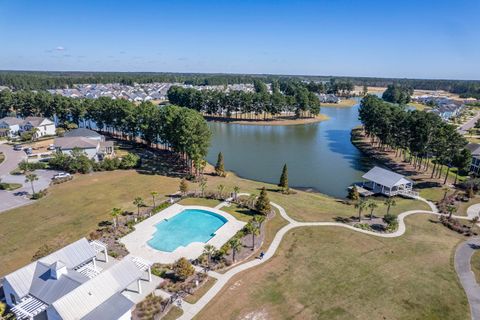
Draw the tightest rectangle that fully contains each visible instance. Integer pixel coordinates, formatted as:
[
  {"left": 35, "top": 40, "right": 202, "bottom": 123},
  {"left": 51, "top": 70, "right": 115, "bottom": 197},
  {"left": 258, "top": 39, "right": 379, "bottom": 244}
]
[{"left": 10, "top": 293, "right": 16, "bottom": 305}]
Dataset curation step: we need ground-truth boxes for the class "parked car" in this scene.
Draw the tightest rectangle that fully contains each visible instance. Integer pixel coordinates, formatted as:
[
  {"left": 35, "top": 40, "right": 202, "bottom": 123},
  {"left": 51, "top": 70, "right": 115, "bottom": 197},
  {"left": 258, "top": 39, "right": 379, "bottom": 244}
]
[
  {"left": 47, "top": 144, "right": 55, "bottom": 151},
  {"left": 52, "top": 172, "right": 71, "bottom": 180},
  {"left": 13, "top": 144, "right": 23, "bottom": 151},
  {"left": 24, "top": 147, "right": 32, "bottom": 155}
]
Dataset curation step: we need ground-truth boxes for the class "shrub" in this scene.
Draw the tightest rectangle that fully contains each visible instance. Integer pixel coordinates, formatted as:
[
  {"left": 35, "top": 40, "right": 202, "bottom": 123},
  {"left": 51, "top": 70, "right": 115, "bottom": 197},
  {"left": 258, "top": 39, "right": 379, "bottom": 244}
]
[
  {"left": 120, "top": 152, "right": 140, "bottom": 169},
  {"left": 383, "top": 212, "right": 398, "bottom": 225},
  {"left": 18, "top": 160, "right": 47, "bottom": 172},
  {"left": 31, "top": 189, "right": 47, "bottom": 199},
  {"left": 353, "top": 223, "right": 372, "bottom": 231},
  {"left": 173, "top": 257, "right": 195, "bottom": 281}
]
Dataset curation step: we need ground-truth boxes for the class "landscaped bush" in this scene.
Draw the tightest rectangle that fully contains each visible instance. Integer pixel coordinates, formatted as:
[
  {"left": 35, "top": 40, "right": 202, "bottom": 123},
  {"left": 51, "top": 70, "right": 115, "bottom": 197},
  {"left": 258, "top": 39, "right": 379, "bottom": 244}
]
[
  {"left": 0, "top": 182, "right": 22, "bottom": 191},
  {"left": 353, "top": 223, "right": 373, "bottom": 231},
  {"left": 18, "top": 160, "right": 47, "bottom": 172},
  {"left": 50, "top": 175, "right": 73, "bottom": 185},
  {"left": 439, "top": 216, "right": 471, "bottom": 235},
  {"left": 31, "top": 189, "right": 47, "bottom": 200},
  {"left": 133, "top": 293, "right": 164, "bottom": 320},
  {"left": 383, "top": 212, "right": 398, "bottom": 225}
]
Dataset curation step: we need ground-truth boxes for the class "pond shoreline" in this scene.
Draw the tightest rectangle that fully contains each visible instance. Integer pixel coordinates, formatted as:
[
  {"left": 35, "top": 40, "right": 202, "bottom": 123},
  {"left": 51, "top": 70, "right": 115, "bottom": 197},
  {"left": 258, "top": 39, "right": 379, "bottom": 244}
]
[{"left": 204, "top": 114, "right": 329, "bottom": 126}]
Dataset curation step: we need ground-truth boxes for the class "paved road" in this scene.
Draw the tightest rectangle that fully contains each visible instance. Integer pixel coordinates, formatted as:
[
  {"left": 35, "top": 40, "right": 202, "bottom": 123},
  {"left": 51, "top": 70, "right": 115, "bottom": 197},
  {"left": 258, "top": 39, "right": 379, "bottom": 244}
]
[
  {"left": 0, "top": 143, "right": 60, "bottom": 213},
  {"left": 455, "top": 237, "right": 480, "bottom": 320},
  {"left": 458, "top": 111, "right": 480, "bottom": 135}
]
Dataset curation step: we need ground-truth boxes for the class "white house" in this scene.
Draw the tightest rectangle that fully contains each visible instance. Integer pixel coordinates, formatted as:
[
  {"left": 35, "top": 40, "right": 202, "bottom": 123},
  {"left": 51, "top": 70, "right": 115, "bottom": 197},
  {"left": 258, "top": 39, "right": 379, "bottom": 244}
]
[
  {"left": 2, "top": 238, "right": 153, "bottom": 320},
  {"left": 0, "top": 117, "right": 24, "bottom": 138},
  {"left": 361, "top": 166, "right": 418, "bottom": 197},
  {"left": 54, "top": 128, "right": 114, "bottom": 161},
  {"left": 22, "top": 117, "right": 56, "bottom": 138}
]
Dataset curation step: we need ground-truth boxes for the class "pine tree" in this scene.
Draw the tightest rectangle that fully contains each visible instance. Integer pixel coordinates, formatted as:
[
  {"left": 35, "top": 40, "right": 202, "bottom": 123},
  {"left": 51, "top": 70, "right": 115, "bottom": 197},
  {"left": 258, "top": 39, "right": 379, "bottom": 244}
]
[
  {"left": 255, "top": 187, "right": 271, "bottom": 215},
  {"left": 215, "top": 152, "right": 225, "bottom": 177},
  {"left": 179, "top": 178, "right": 188, "bottom": 195},
  {"left": 278, "top": 164, "right": 288, "bottom": 191}
]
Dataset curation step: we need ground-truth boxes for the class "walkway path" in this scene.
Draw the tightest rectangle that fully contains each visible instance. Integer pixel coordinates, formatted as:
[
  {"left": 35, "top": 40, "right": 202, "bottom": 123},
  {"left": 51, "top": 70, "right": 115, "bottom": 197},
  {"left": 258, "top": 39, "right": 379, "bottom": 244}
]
[
  {"left": 455, "top": 237, "right": 480, "bottom": 320},
  {"left": 178, "top": 195, "right": 480, "bottom": 319},
  {"left": 459, "top": 110, "right": 480, "bottom": 135}
]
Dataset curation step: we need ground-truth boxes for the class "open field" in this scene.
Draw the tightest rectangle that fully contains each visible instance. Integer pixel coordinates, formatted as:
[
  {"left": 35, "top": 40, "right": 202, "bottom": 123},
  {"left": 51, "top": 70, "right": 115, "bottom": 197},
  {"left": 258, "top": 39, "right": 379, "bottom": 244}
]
[
  {"left": 0, "top": 170, "right": 180, "bottom": 276},
  {"left": 408, "top": 102, "right": 432, "bottom": 111},
  {"left": 184, "top": 277, "right": 217, "bottom": 304},
  {"left": 196, "top": 215, "right": 469, "bottom": 320},
  {"left": 471, "top": 250, "right": 480, "bottom": 283}
]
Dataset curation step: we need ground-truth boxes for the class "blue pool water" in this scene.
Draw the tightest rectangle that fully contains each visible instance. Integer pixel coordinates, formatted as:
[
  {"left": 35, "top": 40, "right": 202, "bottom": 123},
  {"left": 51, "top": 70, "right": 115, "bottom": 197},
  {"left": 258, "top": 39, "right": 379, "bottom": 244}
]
[{"left": 147, "top": 209, "right": 227, "bottom": 252}]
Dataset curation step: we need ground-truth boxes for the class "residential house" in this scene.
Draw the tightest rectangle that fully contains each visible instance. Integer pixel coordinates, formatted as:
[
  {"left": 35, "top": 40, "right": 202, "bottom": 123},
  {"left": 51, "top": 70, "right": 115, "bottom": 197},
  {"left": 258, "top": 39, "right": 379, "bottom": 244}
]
[
  {"left": 0, "top": 116, "right": 56, "bottom": 139},
  {"left": 466, "top": 143, "right": 480, "bottom": 175},
  {"left": 0, "top": 117, "right": 24, "bottom": 137},
  {"left": 361, "top": 166, "right": 417, "bottom": 197},
  {"left": 2, "top": 238, "right": 153, "bottom": 320},
  {"left": 54, "top": 128, "right": 114, "bottom": 161}
]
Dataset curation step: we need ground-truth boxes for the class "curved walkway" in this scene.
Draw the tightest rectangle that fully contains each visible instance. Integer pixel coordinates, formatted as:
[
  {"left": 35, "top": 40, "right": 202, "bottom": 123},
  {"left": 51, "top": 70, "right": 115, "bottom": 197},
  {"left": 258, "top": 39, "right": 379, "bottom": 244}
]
[
  {"left": 177, "top": 196, "right": 477, "bottom": 319},
  {"left": 455, "top": 237, "right": 480, "bottom": 320}
]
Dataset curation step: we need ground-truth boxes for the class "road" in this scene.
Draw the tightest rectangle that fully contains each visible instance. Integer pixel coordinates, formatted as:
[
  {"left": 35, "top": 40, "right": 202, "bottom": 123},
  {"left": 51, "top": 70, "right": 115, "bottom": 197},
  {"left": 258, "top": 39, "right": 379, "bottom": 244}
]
[
  {"left": 458, "top": 111, "right": 480, "bottom": 135},
  {"left": 455, "top": 237, "right": 480, "bottom": 320},
  {"left": 0, "top": 143, "right": 59, "bottom": 213}
]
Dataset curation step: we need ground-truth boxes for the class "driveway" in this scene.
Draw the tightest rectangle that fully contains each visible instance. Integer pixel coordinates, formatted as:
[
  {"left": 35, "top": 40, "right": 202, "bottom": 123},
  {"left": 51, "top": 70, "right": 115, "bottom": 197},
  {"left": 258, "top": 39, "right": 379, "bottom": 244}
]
[
  {"left": 458, "top": 111, "right": 480, "bottom": 135},
  {"left": 0, "top": 143, "right": 60, "bottom": 213},
  {"left": 454, "top": 237, "right": 480, "bottom": 320}
]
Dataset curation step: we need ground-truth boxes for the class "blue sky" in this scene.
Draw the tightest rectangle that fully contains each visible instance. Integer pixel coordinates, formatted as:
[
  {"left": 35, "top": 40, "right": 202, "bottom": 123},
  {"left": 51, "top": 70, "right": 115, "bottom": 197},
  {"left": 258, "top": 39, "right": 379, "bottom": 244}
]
[{"left": 0, "top": 0, "right": 479, "bottom": 79}]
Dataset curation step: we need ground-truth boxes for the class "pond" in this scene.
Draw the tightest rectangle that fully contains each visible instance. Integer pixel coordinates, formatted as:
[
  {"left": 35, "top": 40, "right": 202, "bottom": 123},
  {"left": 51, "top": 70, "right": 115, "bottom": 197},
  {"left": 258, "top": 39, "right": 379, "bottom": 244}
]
[{"left": 206, "top": 100, "right": 374, "bottom": 198}]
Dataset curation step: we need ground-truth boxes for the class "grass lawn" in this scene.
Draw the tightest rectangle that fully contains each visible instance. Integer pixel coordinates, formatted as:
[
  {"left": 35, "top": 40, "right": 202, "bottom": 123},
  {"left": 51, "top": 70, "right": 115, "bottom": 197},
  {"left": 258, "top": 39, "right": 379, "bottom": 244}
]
[
  {"left": 0, "top": 170, "right": 180, "bottom": 276},
  {"left": 195, "top": 215, "right": 469, "bottom": 320},
  {"left": 0, "top": 152, "right": 4, "bottom": 164},
  {"left": 163, "top": 306, "right": 183, "bottom": 320},
  {"left": 177, "top": 197, "right": 222, "bottom": 208},
  {"left": 0, "top": 182, "right": 22, "bottom": 191},
  {"left": 408, "top": 102, "right": 432, "bottom": 111},
  {"left": 419, "top": 187, "right": 446, "bottom": 203},
  {"left": 184, "top": 277, "right": 217, "bottom": 304},
  {"left": 471, "top": 250, "right": 480, "bottom": 283},
  {"left": 321, "top": 99, "right": 357, "bottom": 108}
]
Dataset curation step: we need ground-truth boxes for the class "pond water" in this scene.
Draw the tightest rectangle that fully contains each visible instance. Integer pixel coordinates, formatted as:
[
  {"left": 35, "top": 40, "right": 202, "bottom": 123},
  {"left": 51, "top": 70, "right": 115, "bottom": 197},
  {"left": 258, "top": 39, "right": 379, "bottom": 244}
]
[{"left": 206, "top": 100, "right": 374, "bottom": 198}]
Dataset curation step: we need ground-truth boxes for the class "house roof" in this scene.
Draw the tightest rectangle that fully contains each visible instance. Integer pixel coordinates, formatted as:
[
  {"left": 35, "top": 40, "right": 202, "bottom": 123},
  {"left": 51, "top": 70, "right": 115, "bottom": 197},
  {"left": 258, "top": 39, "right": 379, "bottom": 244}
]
[
  {"left": 0, "top": 117, "right": 24, "bottom": 126},
  {"left": 63, "top": 128, "right": 103, "bottom": 139},
  {"left": 466, "top": 143, "right": 480, "bottom": 156},
  {"left": 23, "top": 117, "right": 54, "bottom": 127},
  {"left": 362, "top": 166, "right": 413, "bottom": 188},
  {"left": 54, "top": 137, "right": 99, "bottom": 150},
  {"left": 81, "top": 293, "right": 134, "bottom": 320},
  {"left": 4, "top": 238, "right": 96, "bottom": 299},
  {"left": 52, "top": 258, "right": 143, "bottom": 320}
]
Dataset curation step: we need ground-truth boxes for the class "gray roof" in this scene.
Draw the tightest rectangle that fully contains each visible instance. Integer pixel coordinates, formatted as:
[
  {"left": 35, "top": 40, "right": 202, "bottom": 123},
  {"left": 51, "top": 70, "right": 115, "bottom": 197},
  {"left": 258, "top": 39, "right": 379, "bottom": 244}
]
[
  {"left": 466, "top": 143, "right": 480, "bottom": 156},
  {"left": 54, "top": 137, "right": 99, "bottom": 149},
  {"left": 362, "top": 166, "right": 413, "bottom": 188},
  {"left": 0, "top": 117, "right": 24, "bottom": 126},
  {"left": 23, "top": 117, "right": 53, "bottom": 127},
  {"left": 52, "top": 258, "right": 143, "bottom": 320},
  {"left": 64, "top": 128, "right": 103, "bottom": 139},
  {"left": 4, "top": 238, "right": 96, "bottom": 299},
  {"left": 81, "top": 293, "right": 134, "bottom": 320}
]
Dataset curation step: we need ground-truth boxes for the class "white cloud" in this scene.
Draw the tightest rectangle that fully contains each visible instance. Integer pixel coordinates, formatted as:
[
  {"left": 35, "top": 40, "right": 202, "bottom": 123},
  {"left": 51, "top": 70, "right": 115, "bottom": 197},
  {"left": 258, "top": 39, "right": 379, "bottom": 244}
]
[{"left": 55, "top": 46, "right": 65, "bottom": 51}]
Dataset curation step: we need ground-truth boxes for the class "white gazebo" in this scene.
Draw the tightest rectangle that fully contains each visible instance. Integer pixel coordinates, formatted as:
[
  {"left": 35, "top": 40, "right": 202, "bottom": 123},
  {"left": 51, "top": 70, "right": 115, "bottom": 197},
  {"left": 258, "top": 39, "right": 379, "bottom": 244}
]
[{"left": 361, "top": 166, "right": 418, "bottom": 197}]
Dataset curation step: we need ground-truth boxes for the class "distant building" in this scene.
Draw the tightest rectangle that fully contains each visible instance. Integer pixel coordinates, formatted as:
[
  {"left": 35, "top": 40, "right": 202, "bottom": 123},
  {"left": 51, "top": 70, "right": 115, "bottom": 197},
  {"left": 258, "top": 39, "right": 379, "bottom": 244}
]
[
  {"left": 0, "top": 116, "right": 56, "bottom": 139},
  {"left": 466, "top": 143, "right": 480, "bottom": 175},
  {"left": 361, "top": 166, "right": 417, "bottom": 197},
  {"left": 317, "top": 93, "right": 340, "bottom": 103}
]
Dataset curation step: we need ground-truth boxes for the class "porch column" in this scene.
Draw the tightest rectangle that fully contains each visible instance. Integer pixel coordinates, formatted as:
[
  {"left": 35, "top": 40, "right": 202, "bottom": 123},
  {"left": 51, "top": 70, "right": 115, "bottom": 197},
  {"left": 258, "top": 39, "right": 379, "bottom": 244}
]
[
  {"left": 148, "top": 266, "right": 152, "bottom": 282},
  {"left": 92, "top": 258, "right": 97, "bottom": 269},
  {"left": 104, "top": 248, "right": 108, "bottom": 263},
  {"left": 137, "top": 279, "right": 142, "bottom": 294}
]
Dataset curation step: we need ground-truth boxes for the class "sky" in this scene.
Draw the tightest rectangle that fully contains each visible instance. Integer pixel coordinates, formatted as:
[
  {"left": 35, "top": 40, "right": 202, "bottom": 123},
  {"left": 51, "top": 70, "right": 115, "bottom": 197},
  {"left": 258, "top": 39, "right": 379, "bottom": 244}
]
[{"left": 0, "top": 0, "right": 479, "bottom": 80}]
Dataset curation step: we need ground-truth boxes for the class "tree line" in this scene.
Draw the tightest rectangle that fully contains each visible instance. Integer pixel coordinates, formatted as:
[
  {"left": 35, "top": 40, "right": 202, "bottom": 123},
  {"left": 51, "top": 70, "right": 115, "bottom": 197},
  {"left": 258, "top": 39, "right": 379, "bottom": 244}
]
[
  {"left": 167, "top": 81, "right": 321, "bottom": 119},
  {"left": 382, "top": 84, "right": 413, "bottom": 104},
  {"left": 358, "top": 95, "right": 471, "bottom": 184},
  {"left": 0, "top": 90, "right": 211, "bottom": 174}
]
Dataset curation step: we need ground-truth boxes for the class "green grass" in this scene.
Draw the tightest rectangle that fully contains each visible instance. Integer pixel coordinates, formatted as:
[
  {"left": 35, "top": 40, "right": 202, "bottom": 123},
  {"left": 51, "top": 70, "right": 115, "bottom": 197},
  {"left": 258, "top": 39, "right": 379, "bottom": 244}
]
[
  {"left": 177, "top": 197, "right": 222, "bottom": 207},
  {"left": 408, "top": 102, "right": 432, "bottom": 111},
  {"left": 163, "top": 306, "right": 183, "bottom": 320},
  {"left": 0, "top": 182, "right": 22, "bottom": 191},
  {"left": 419, "top": 187, "right": 446, "bottom": 203},
  {"left": 471, "top": 250, "right": 480, "bottom": 283},
  {"left": 196, "top": 215, "right": 469, "bottom": 320},
  {"left": 0, "top": 152, "right": 4, "bottom": 164}
]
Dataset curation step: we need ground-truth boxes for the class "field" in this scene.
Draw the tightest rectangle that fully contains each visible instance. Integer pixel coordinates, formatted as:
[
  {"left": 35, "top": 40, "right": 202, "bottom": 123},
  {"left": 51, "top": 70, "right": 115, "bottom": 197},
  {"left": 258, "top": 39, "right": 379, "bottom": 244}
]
[
  {"left": 408, "top": 102, "right": 432, "bottom": 111},
  {"left": 321, "top": 98, "right": 357, "bottom": 108},
  {"left": 196, "top": 215, "right": 469, "bottom": 320},
  {"left": 226, "top": 114, "right": 330, "bottom": 126}
]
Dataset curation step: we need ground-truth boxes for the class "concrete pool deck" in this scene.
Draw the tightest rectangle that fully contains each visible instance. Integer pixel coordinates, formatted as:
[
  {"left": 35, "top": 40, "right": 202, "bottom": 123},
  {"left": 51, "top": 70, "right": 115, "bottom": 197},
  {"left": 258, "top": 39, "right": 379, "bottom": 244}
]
[{"left": 120, "top": 204, "right": 246, "bottom": 264}]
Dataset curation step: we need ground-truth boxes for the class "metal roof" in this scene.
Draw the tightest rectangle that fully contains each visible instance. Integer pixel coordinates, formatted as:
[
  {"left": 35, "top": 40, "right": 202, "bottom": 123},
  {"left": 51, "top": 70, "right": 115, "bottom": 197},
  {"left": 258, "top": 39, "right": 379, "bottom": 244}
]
[
  {"left": 81, "top": 293, "right": 134, "bottom": 320},
  {"left": 362, "top": 166, "right": 413, "bottom": 188},
  {"left": 52, "top": 259, "right": 143, "bottom": 320},
  {"left": 63, "top": 128, "right": 102, "bottom": 139},
  {"left": 54, "top": 137, "right": 99, "bottom": 149}
]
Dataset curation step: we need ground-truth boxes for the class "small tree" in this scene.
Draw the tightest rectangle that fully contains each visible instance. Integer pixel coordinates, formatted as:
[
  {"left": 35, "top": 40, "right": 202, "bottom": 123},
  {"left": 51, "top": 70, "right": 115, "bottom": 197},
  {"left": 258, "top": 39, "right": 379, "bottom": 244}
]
[
  {"left": 354, "top": 199, "right": 368, "bottom": 221},
  {"left": 179, "top": 178, "right": 188, "bottom": 196},
  {"left": 348, "top": 185, "right": 360, "bottom": 201},
  {"left": 200, "top": 181, "right": 207, "bottom": 197},
  {"left": 233, "top": 185, "right": 240, "bottom": 200},
  {"left": 133, "top": 197, "right": 144, "bottom": 218},
  {"left": 173, "top": 257, "right": 195, "bottom": 281},
  {"left": 255, "top": 187, "right": 271, "bottom": 215},
  {"left": 278, "top": 164, "right": 288, "bottom": 191},
  {"left": 383, "top": 212, "right": 398, "bottom": 225},
  {"left": 446, "top": 204, "right": 457, "bottom": 219},
  {"left": 217, "top": 184, "right": 225, "bottom": 199},
  {"left": 471, "top": 216, "right": 479, "bottom": 231},
  {"left": 215, "top": 152, "right": 225, "bottom": 177},
  {"left": 228, "top": 237, "right": 242, "bottom": 262},
  {"left": 367, "top": 200, "right": 378, "bottom": 220},
  {"left": 110, "top": 207, "right": 122, "bottom": 230},
  {"left": 25, "top": 172, "right": 39, "bottom": 195},
  {"left": 203, "top": 244, "right": 216, "bottom": 267},
  {"left": 384, "top": 198, "right": 396, "bottom": 215},
  {"left": 150, "top": 191, "right": 158, "bottom": 209},
  {"left": 245, "top": 220, "right": 260, "bottom": 250}
]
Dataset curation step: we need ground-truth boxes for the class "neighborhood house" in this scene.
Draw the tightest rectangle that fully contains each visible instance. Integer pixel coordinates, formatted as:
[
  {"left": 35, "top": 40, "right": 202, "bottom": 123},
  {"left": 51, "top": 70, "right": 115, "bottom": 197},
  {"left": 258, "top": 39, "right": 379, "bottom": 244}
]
[
  {"left": 0, "top": 116, "right": 56, "bottom": 139},
  {"left": 54, "top": 128, "right": 114, "bottom": 161}
]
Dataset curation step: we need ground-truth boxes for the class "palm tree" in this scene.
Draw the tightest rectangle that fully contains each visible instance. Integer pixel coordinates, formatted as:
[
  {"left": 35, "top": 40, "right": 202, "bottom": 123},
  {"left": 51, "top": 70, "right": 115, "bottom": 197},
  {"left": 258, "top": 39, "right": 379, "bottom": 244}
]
[
  {"left": 384, "top": 198, "right": 396, "bottom": 215},
  {"left": 150, "top": 191, "right": 158, "bottom": 208},
  {"left": 233, "top": 185, "right": 240, "bottom": 201},
  {"left": 25, "top": 172, "right": 38, "bottom": 195},
  {"left": 245, "top": 221, "right": 260, "bottom": 250},
  {"left": 203, "top": 244, "right": 216, "bottom": 267},
  {"left": 217, "top": 184, "right": 225, "bottom": 199},
  {"left": 446, "top": 204, "right": 457, "bottom": 219},
  {"left": 253, "top": 215, "right": 266, "bottom": 229},
  {"left": 354, "top": 200, "right": 368, "bottom": 222},
  {"left": 133, "top": 197, "right": 144, "bottom": 218},
  {"left": 367, "top": 200, "right": 378, "bottom": 220},
  {"left": 110, "top": 207, "right": 122, "bottom": 230},
  {"left": 200, "top": 181, "right": 207, "bottom": 197},
  {"left": 471, "top": 216, "right": 479, "bottom": 231},
  {"left": 228, "top": 238, "right": 242, "bottom": 263}
]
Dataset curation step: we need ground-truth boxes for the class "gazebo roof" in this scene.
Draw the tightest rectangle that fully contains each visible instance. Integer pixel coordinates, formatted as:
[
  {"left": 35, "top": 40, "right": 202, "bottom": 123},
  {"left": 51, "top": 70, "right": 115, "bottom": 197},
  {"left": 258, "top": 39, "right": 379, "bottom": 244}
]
[{"left": 362, "top": 166, "right": 413, "bottom": 188}]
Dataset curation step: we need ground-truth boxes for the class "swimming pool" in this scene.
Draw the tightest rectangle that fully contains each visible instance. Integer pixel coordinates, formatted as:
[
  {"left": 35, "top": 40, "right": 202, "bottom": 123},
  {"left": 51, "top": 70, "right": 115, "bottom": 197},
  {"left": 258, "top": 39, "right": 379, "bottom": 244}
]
[{"left": 147, "top": 209, "right": 228, "bottom": 252}]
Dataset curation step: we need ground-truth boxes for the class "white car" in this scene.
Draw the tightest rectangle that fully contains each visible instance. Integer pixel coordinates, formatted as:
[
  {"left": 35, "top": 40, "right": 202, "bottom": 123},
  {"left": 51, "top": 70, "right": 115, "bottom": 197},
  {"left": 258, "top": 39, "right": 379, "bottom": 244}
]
[{"left": 52, "top": 172, "right": 71, "bottom": 180}]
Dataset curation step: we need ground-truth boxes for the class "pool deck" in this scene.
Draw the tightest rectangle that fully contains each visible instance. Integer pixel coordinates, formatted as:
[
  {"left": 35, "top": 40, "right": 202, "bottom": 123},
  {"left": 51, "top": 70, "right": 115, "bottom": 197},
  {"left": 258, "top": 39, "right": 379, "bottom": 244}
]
[{"left": 120, "top": 204, "right": 246, "bottom": 264}]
